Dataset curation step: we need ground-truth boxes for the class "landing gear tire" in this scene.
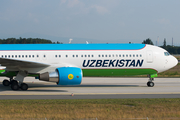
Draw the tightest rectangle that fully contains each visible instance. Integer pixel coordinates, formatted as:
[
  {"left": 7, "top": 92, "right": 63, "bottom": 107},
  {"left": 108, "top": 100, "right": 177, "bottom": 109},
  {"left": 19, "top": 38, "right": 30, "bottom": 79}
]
[
  {"left": 147, "top": 82, "right": 154, "bottom": 87},
  {"left": 10, "top": 80, "right": 18, "bottom": 85},
  {"left": 3, "top": 79, "right": 10, "bottom": 86},
  {"left": 20, "top": 83, "right": 28, "bottom": 91},
  {"left": 11, "top": 83, "right": 19, "bottom": 90}
]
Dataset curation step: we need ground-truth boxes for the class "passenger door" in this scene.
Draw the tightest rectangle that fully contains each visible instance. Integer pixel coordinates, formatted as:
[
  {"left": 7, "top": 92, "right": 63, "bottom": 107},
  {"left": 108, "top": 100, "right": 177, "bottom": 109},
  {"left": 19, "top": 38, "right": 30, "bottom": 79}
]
[{"left": 147, "top": 51, "right": 153, "bottom": 63}]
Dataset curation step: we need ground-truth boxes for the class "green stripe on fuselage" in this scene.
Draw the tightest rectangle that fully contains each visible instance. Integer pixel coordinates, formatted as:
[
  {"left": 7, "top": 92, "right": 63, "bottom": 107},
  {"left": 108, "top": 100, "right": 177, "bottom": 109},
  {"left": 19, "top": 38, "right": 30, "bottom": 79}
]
[
  {"left": 0, "top": 70, "right": 17, "bottom": 77},
  {"left": 82, "top": 69, "right": 157, "bottom": 77},
  {"left": 0, "top": 69, "right": 5, "bottom": 73}
]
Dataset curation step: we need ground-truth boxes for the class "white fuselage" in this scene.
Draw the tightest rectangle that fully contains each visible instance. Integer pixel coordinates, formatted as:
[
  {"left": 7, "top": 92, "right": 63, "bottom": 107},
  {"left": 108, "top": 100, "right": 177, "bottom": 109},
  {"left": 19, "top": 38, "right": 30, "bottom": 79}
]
[{"left": 0, "top": 44, "right": 177, "bottom": 74}]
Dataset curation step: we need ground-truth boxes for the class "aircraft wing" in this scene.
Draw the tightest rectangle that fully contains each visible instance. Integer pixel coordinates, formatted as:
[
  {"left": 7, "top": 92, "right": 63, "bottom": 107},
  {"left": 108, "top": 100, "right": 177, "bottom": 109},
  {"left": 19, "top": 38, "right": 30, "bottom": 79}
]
[{"left": 0, "top": 58, "right": 50, "bottom": 68}]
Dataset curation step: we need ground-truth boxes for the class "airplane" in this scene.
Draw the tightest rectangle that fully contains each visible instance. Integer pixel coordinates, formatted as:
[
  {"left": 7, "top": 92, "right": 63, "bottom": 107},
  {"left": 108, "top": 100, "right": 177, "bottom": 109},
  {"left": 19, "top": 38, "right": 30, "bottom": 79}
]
[{"left": 0, "top": 43, "right": 178, "bottom": 91}]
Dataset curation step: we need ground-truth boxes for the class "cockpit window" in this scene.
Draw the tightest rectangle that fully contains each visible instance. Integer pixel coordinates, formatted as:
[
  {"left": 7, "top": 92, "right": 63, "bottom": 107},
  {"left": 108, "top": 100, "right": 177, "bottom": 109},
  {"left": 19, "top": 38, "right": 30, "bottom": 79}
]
[{"left": 164, "top": 52, "right": 170, "bottom": 56}]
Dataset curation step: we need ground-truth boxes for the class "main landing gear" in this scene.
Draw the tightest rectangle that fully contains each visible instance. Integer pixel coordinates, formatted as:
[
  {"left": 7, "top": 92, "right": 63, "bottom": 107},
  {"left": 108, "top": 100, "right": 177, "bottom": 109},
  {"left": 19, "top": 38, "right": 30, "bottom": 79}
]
[
  {"left": 2, "top": 71, "right": 29, "bottom": 91},
  {"left": 2, "top": 79, "right": 28, "bottom": 91},
  {"left": 147, "top": 78, "right": 155, "bottom": 87}
]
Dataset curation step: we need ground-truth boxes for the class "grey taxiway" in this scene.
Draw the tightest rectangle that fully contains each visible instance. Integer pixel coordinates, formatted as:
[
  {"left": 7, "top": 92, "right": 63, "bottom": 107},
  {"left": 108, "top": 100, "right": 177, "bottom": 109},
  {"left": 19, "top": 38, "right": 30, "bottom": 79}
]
[{"left": 0, "top": 77, "right": 180, "bottom": 99}]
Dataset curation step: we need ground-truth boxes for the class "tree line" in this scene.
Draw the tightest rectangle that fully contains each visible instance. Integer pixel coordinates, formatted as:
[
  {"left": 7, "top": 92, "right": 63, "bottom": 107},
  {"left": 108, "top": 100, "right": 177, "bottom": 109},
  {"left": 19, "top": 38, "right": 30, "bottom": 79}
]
[
  {"left": 0, "top": 37, "right": 62, "bottom": 44},
  {"left": 142, "top": 38, "right": 180, "bottom": 54}
]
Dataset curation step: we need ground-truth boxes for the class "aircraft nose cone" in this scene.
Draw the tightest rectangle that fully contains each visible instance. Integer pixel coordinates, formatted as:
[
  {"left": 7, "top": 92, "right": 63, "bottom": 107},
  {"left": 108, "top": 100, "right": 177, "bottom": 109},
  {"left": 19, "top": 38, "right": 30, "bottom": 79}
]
[{"left": 172, "top": 56, "right": 178, "bottom": 67}]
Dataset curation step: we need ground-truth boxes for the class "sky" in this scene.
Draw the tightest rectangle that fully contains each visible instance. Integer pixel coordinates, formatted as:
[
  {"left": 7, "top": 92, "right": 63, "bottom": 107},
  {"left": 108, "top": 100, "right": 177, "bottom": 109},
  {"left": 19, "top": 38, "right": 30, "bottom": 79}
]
[{"left": 0, "top": 0, "right": 180, "bottom": 45}]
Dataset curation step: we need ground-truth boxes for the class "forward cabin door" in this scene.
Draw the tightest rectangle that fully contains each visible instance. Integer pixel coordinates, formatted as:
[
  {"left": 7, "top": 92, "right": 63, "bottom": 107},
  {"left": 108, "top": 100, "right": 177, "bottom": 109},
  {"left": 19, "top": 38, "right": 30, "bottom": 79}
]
[{"left": 146, "top": 51, "right": 153, "bottom": 63}]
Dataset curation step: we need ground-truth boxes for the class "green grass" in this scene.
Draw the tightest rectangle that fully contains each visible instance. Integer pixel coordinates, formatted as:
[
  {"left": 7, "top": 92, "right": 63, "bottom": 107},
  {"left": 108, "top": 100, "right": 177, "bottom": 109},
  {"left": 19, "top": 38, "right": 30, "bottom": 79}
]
[{"left": 0, "top": 99, "right": 180, "bottom": 120}]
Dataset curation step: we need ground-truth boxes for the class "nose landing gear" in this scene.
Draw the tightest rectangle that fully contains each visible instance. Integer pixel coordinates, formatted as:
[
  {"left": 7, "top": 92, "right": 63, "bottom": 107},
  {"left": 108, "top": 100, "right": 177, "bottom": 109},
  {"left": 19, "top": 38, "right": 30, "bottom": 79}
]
[
  {"left": 147, "top": 74, "right": 157, "bottom": 87},
  {"left": 147, "top": 78, "right": 155, "bottom": 87}
]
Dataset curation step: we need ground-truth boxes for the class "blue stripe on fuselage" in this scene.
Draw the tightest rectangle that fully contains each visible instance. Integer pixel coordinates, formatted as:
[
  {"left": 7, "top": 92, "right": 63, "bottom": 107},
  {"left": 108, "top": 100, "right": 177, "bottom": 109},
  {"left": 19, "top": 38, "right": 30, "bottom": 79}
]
[{"left": 0, "top": 44, "right": 146, "bottom": 51}]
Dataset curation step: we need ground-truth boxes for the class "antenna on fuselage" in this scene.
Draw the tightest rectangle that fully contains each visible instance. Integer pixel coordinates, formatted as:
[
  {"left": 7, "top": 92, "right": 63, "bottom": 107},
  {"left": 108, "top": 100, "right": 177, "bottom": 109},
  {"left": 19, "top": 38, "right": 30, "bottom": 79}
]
[
  {"left": 69, "top": 39, "right": 73, "bottom": 44},
  {"left": 86, "top": 41, "right": 89, "bottom": 44}
]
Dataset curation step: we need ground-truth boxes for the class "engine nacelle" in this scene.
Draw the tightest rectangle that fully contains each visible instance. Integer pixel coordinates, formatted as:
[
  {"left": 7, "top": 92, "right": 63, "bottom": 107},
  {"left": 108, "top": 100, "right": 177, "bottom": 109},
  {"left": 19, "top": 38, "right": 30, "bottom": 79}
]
[{"left": 39, "top": 67, "right": 82, "bottom": 85}]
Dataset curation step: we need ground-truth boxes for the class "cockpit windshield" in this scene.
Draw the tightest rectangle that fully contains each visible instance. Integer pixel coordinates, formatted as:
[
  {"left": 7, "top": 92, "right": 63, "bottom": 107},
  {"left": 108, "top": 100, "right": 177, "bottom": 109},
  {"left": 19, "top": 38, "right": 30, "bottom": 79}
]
[{"left": 164, "top": 52, "right": 170, "bottom": 56}]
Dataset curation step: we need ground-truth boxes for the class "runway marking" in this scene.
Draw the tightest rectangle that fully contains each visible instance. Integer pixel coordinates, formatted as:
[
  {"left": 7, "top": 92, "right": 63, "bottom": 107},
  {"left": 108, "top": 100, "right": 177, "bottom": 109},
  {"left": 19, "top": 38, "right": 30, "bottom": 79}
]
[{"left": 1, "top": 92, "right": 180, "bottom": 95}]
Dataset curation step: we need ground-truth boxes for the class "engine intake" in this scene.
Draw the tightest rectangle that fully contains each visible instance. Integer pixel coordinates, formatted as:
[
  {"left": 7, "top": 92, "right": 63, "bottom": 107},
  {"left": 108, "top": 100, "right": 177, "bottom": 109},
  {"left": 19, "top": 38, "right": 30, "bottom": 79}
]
[{"left": 39, "top": 67, "right": 82, "bottom": 85}]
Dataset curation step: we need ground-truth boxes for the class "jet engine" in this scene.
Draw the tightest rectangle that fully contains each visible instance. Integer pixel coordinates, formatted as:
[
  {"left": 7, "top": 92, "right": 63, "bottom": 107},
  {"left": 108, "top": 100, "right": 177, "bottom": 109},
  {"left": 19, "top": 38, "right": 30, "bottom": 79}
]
[{"left": 39, "top": 67, "right": 82, "bottom": 85}]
